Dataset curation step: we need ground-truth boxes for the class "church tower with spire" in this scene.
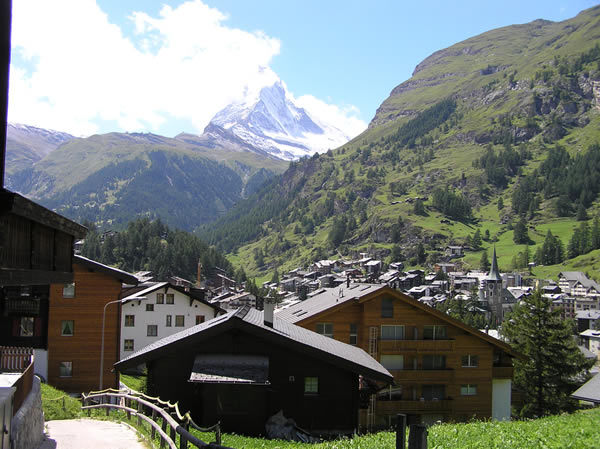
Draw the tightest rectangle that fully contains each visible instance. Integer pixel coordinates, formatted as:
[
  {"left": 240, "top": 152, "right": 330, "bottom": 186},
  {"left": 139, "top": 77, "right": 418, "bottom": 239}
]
[{"left": 485, "top": 247, "right": 503, "bottom": 324}]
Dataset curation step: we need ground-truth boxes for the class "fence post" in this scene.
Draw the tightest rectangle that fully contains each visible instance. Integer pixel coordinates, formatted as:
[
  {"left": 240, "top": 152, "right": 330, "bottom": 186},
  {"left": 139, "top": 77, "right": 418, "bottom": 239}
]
[
  {"left": 396, "top": 414, "right": 406, "bottom": 449},
  {"left": 215, "top": 422, "right": 222, "bottom": 445},
  {"left": 151, "top": 409, "right": 157, "bottom": 439},
  {"left": 180, "top": 421, "right": 189, "bottom": 449},
  {"left": 408, "top": 424, "right": 428, "bottom": 449}
]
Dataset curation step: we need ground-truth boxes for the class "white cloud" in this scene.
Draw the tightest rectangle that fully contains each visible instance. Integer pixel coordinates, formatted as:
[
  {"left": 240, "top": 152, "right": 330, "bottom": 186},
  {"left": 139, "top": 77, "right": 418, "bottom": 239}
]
[
  {"left": 294, "top": 94, "right": 367, "bottom": 139},
  {"left": 8, "top": 0, "right": 365, "bottom": 139}
]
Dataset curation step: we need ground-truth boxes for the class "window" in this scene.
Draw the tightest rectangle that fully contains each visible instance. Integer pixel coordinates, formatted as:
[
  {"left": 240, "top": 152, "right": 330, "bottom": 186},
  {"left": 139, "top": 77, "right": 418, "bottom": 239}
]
[
  {"left": 147, "top": 325, "right": 158, "bottom": 337},
  {"left": 349, "top": 323, "right": 358, "bottom": 345},
  {"left": 380, "top": 355, "right": 404, "bottom": 370},
  {"left": 381, "top": 325, "right": 404, "bottom": 340},
  {"left": 166, "top": 293, "right": 175, "bottom": 304},
  {"left": 461, "top": 384, "right": 477, "bottom": 396},
  {"left": 59, "top": 361, "right": 73, "bottom": 377},
  {"left": 316, "top": 323, "right": 333, "bottom": 338},
  {"left": 422, "top": 355, "right": 446, "bottom": 370},
  {"left": 196, "top": 315, "right": 205, "bottom": 325},
  {"left": 166, "top": 315, "right": 172, "bottom": 327},
  {"left": 156, "top": 293, "right": 164, "bottom": 304},
  {"left": 61, "top": 320, "right": 74, "bottom": 336},
  {"left": 381, "top": 297, "right": 394, "bottom": 318},
  {"left": 423, "top": 325, "right": 447, "bottom": 340},
  {"left": 378, "top": 386, "right": 403, "bottom": 401},
  {"left": 421, "top": 384, "right": 445, "bottom": 401},
  {"left": 124, "top": 339, "right": 134, "bottom": 351},
  {"left": 146, "top": 304, "right": 154, "bottom": 312},
  {"left": 175, "top": 315, "right": 185, "bottom": 327},
  {"left": 124, "top": 315, "right": 135, "bottom": 327},
  {"left": 462, "top": 355, "right": 479, "bottom": 367},
  {"left": 20, "top": 317, "right": 34, "bottom": 336},
  {"left": 304, "top": 377, "right": 319, "bottom": 394},
  {"left": 63, "top": 283, "right": 75, "bottom": 298}
]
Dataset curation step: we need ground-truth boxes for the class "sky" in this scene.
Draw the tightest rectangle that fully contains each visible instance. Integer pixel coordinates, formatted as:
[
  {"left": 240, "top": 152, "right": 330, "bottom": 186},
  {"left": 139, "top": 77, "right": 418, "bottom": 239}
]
[{"left": 7, "top": 0, "right": 600, "bottom": 138}]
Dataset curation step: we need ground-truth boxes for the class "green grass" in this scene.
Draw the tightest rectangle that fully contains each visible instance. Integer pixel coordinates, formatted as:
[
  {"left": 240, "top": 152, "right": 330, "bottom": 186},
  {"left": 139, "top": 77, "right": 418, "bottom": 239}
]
[
  {"left": 41, "top": 382, "right": 85, "bottom": 420},
  {"left": 120, "top": 374, "right": 147, "bottom": 393}
]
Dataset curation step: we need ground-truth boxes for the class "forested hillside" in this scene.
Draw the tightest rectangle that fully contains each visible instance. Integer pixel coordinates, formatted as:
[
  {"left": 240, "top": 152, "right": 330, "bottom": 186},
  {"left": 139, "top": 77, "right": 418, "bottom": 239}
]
[
  {"left": 81, "top": 218, "right": 232, "bottom": 282},
  {"left": 201, "top": 6, "right": 600, "bottom": 280}
]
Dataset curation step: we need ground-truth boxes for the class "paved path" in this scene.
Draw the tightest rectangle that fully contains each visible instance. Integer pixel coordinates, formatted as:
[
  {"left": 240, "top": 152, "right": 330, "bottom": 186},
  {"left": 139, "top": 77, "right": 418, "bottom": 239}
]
[{"left": 37, "top": 418, "right": 150, "bottom": 449}]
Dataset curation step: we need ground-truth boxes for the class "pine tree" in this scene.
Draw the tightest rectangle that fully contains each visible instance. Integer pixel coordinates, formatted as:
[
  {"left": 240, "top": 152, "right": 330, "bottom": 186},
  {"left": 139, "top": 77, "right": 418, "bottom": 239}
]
[
  {"left": 592, "top": 216, "right": 600, "bottom": 250},
  {"left": 472, "top": 230, "right": 482, "bottom": 249},
  {"left": 502, "top": 290, "right": 593, "bottom": 418},
  {"left": 513, "top": 217, "right": 529, "bottom": 244},
  {"left": 480, "top": 249, "right": 490, "bottom": 271}
]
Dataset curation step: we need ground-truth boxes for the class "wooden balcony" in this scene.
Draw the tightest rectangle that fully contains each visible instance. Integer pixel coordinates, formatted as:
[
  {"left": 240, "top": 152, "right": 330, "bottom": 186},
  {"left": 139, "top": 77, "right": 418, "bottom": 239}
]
[
  {"left": 390, "top": 369, "right": 454, "bottom": 383},
  {"left": 492, "top": 366, "right": 514, "bottom": 378},
  {"left": 379, "top": 339, "right": 455, "bottom": 353},
  {"left": 376, "top": 399, "right": 453, "bottom": 414}
]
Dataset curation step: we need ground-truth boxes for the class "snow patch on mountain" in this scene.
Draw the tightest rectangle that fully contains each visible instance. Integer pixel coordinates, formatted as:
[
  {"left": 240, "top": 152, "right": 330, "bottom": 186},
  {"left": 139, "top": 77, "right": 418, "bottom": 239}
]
[{"left": 207, "top": 81, "right": 362, "bottom": 160}]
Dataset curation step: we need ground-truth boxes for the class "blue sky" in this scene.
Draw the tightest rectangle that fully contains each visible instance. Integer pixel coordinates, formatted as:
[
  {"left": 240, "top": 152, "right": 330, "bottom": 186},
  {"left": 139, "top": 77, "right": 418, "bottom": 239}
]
[{"left": 8, "top": 0, "right": 599, "bottom": 137}]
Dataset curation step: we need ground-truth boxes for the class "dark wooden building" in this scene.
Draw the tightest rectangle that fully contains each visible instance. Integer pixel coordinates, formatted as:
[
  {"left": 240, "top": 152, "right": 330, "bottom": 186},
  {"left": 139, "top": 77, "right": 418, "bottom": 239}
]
[{"left": 115, "top": 306, "right": 392, "bottom": 436}]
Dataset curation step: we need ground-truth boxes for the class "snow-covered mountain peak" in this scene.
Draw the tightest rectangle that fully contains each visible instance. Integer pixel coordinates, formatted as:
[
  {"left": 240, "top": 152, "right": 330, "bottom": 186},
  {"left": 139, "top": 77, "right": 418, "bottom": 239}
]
[{"left": 207, "top": 81, "right": 353, "bottom": 160}]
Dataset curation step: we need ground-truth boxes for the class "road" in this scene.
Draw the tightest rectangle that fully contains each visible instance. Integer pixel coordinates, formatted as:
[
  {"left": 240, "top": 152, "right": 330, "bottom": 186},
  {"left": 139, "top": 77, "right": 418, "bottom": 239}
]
[{"left": 37, "top": 418, "right": 151, "bottom": 449}]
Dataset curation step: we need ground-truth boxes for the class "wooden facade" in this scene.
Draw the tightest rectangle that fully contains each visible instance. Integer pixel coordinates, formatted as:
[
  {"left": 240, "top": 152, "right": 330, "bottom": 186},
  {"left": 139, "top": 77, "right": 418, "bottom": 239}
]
[
  {"left": 116, "top": 307, "right": 392, "bottom": 436},
  {"left": 280, "top": 285, "right": 517, "bottom": 427},
  {"left": 47, "top": 258, "right": 137, "bottom": 393}
]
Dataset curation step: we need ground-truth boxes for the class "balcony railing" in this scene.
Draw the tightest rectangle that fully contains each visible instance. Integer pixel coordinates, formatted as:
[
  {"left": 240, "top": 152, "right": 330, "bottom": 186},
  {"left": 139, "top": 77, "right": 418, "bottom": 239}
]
[
  {"left": 0, "top": 346, "right": 35, "bottom": 416},
  {"left": 492, "top": 366, "right": 514, "bottom": 378},
  {"left": 379, "top": 339, "right": 455, "bottom": 352},
  {"left": 376, "top": 398, "right": 454, "bottom": 414},
  {"left": 390, "top": 368, "right": 454, "bottom": 383}
]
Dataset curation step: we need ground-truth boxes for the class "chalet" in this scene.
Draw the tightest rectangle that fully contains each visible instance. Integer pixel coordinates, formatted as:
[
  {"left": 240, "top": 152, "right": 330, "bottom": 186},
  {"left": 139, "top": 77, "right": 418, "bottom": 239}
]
[
  {"left": 577, "top": 310, "right": 600, "bottom": 333},
  {"left": 445, "top": 246, "right": 464, "bottom": 258},
  {"left": 276, "top": 283, "right": 518, "bottom": 427},
  {"left": 365, "top": 260, "right": 383, "bottom": 275},
  {"left": 559, "top": 272, "right": 600, "bottom": 299},
  {"left": 434, "top": 263, "right": 456, "bottom": 274},
  {"left": 47, "top": 256, "right": 138, "bottom": 392},
  {"left": 551, "top": 295, "right": 576, "bottom": 320},
  {"left": 120, "top": 282, "right": 223, "bottom": 360},
  {"left": 214, "top": 292, "right": 257, "bottom": 311},
  {"left": 114, "top": 305, "right": 393, "bottom": 436},
  {"left": 580, "top": 329, "right": 600, "bottom": 360}
]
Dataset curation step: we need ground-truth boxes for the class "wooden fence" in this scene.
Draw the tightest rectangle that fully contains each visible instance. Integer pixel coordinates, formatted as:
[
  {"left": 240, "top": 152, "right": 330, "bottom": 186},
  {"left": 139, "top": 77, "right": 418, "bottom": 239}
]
[
  {"left": 0, "top": 346, "right": 34, "bottom": 416},
  {"left": 0, "top": 346, "right": 32, "bottom": 372},
  {"left": 81, "top": 389, "right": 232, "bottom": 449}
]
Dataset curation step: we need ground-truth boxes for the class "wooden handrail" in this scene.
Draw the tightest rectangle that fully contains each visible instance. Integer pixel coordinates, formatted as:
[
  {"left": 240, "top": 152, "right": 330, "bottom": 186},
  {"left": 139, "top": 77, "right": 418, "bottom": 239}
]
[{"left": 81, "top": 390, "right": 233, "bottom": 449}]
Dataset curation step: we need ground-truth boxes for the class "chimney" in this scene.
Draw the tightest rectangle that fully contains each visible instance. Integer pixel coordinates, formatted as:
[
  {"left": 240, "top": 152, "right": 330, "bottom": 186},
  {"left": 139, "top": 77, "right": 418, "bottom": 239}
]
[
  {"left": 264, "top": 298, "right": 274, "bottom": 328},
  {"left": 346, "top": 275, "right": 350, "bottom": 288}
]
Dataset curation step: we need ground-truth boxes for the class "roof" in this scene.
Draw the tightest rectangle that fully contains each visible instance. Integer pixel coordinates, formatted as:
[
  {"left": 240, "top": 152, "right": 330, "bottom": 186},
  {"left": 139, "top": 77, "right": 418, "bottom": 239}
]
[
  {"left": 580, "top": 329, "right": 600, "bottom": 339},
  {"left": 189, "top": 354, "right": 269, "bottom": 385},
  {"left": 571, "top": 373, "right": 600, "bottom": 403},
  {"left": 115, "top": 306, "right": 392, "bottom": 384},
  {"left": 576, "top": 310, "right": 600, "bottom": 320},
  {"left": 73, "top": 255, "right": 138, "bottom": 285},
  {"left": 277, "top": 283, "right": 519, "bottom": 358},
  {"left": 121, "top": 281, "right": 221, "bottom": 312},
  {"left": 486, "top": 247, "right": 502, "bottom": 282}
]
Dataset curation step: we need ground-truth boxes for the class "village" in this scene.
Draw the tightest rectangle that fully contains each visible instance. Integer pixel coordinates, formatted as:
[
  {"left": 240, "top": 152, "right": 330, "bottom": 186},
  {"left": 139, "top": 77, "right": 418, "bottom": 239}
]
[{"left": 3, "top": 231, "right": 600, "bottom": 446}]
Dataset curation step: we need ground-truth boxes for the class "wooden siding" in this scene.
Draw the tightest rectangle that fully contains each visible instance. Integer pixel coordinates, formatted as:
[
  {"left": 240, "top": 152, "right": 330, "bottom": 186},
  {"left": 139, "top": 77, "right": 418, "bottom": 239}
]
[
  {"left": 297, "top": 289, "right": 513, "bottom": 424},
  {"left": 47, "top": 264, "right": 123, "bottom": 393}
]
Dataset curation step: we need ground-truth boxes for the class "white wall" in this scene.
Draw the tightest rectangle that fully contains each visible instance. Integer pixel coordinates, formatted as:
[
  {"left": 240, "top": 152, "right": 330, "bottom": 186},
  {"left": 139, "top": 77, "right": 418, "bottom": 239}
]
[
  {"left": 33, "top": 349, "right": 48, "bottom": 382},
  {"left": 120, "top": 287, "right": 218, "bottom": 360},
  {"left": 492, "top": 379, "right": 511, "bottom": 421}
]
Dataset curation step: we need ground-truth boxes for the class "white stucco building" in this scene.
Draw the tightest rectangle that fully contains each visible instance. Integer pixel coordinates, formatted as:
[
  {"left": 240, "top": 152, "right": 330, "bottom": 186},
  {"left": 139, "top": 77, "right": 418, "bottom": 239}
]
[{"left": 119, "top": 282, "right": 223, "bottom": 359}]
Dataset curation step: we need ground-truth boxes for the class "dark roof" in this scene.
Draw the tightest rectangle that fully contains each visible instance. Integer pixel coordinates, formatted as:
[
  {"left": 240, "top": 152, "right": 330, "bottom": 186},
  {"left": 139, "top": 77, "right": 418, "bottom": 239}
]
[
  {"left": 74, "top": 255, "right": 138, "bottom": 285},
  {"left": 486, "top": 247, "right": 502, "bottom": 282},
  {"left": 277, "top": 283, "right": 519, "bottom": 358},
  {"left": 190, "top": 354, "right": 269, "bottom": 385},
  {"left": 115, "top": 306, "right": 392, "bottom": 384},
  {"left": 571, "top": 373, "right": 600, "bottom": 403}
]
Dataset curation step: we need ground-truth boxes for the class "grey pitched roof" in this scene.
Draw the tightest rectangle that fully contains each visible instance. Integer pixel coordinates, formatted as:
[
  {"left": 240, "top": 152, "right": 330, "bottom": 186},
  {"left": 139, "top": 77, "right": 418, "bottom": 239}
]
[
  {"left": 571, "top": 373, "right": 600, "bottom": 403},
  {"left": 576, "top": 310, "right": 600, "bottom": 320},
  {"left": 121, "top": 281, "right": 220, "bottom": 311},
  {"left": 115, "top": 306, "right": 392, "bottom": 383},
  {"left": 276, "top": 283, "right": 384, "bottom": 323}
]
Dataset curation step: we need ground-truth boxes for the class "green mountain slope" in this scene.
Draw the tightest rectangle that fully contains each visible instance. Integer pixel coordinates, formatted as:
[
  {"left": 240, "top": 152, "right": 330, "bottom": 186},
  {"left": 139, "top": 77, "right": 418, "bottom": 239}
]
[
  {"left": 8, "top": 131, "right": 288, "bottom": 230},
  {"left": 202, "top": 5, "right": 600, "bottom": 280}
]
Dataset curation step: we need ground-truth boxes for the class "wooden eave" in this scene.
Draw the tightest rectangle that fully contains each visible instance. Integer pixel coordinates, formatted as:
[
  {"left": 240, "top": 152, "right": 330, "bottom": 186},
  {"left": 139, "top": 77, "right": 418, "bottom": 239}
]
[{"left": 1, "top": 189, "right": 87, "bottom": 238}]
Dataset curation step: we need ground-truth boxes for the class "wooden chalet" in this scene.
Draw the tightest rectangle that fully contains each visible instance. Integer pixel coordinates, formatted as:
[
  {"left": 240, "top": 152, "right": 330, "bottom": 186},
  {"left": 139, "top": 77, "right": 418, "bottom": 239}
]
[
  {"left": 47, "top": 256, "right": 137, "bottom": 393},
  {"left": 115, "top": 305, "right": 393, "bottom": 436},
  {"left": 276, "top": 283, "right": 518, "bottom": 428}
]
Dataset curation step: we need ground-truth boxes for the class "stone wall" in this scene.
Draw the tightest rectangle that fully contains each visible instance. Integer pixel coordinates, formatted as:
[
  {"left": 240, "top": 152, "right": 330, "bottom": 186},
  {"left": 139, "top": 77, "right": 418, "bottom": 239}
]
[{"left": 11, "top": 377, "right": 44, "bottom": 449}]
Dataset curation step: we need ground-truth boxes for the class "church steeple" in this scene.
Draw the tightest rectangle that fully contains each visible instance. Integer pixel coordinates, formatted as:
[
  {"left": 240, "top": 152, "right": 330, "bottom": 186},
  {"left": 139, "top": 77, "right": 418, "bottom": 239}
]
[{"left": 486, "top": 247, "right": 502, "bottom": 282}]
